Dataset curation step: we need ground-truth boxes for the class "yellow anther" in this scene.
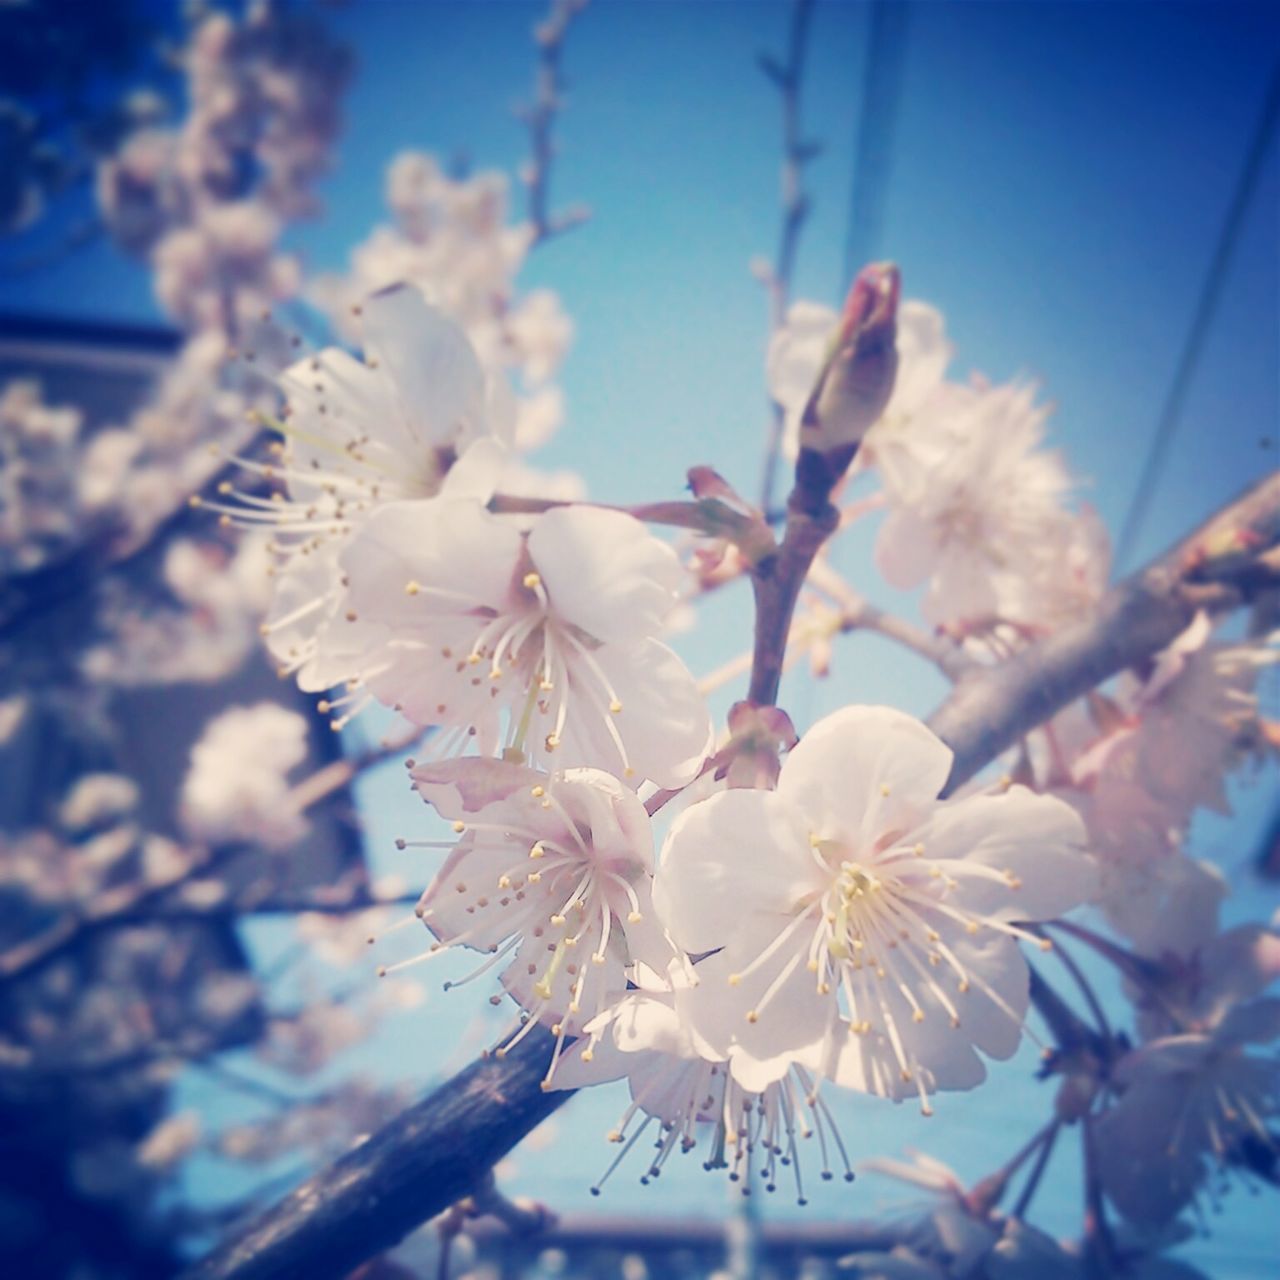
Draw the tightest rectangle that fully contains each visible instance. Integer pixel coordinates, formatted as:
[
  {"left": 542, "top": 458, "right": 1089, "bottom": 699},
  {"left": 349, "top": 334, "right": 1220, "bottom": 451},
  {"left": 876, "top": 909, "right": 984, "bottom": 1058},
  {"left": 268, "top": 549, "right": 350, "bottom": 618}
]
[
  {"left": 727, "top": 973, "right": 742, "bottom": 986},
  {"left": 745, "top": 1011, "right": 759, "bottom": 1024},
  {"left": 550, "top": 914, "right": 566, "bottom": 927},
  {"left": 531, "top": 785, "right": 546, "bottom": 798},
  {"left": 497, "top": 876, "right": 512, "bottom": 890},
  {"left": 609, "top": 699, "right": 623, "bottom": 714},
  {"left": 528, "top": 872, "right": 542, "bottom": 884},
  {"left": 523, "top": 572, "right": 542, "bottom": 589},
  {"left": 580, "top": 1048, "right": 593, "bottom": 1062},
  {"left": 404, "top": 580, "right": 421, "bottom": 596},
  {"left": 912, "top": 1010, "right": 925, "bottom": 1023},
  {"left": 913, "top": 843, "right": 926, "bottom": 856},
  {"left": 627, "top": 911, "right": 643, "bottom": 924},
  {"left": 452, "top": 821, "right": 466, "bottom": 833},
  {"left": 880, "top": 783, "right": 891, "bottom": 797},
  {"left": 529, "top": 843, "right": 545, "bottom": 859}
]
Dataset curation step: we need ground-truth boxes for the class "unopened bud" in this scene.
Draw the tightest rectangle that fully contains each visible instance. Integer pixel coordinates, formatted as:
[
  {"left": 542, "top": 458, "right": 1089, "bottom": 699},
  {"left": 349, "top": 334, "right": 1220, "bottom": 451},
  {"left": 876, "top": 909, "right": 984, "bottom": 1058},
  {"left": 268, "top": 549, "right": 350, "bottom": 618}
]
[{"left": 799, "top": 262, "right": 900, "bottom": 456}]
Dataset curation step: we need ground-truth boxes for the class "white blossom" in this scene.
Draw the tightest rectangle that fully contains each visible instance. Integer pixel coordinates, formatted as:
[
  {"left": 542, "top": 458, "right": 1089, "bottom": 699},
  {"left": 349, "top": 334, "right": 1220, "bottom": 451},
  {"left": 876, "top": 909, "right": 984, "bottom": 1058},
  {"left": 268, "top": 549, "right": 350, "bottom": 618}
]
[
  {"left": 179, "top": 703, "right": 310, "bottom": 849},
  {"left": 399, "top": 759, "right": 660, "bottom": 1080},
  {"left": 654, "top": 706, "right": 1095, "bottom": 1103},
  {"left": 322, "top": 498, "right": 712, "bottom": 785}
]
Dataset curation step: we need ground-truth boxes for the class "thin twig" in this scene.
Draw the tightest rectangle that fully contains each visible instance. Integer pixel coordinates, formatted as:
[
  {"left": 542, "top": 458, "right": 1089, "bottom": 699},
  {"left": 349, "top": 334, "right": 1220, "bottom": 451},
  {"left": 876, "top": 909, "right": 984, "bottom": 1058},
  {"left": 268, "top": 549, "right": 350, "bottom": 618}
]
[
  {"left": 523, "top": 0, "right": 590, "bottom": 247},
  {"left": 758, "top": 0, "right": 818, "bottom": 515}
]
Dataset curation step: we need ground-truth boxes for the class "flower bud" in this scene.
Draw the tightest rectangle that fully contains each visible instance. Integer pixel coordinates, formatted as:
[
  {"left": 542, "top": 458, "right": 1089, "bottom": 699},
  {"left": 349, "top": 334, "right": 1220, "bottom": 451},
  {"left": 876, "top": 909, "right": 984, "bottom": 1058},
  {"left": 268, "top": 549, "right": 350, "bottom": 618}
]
[{"left": 798, "top": 262, "right": 900, "bottom": 456}]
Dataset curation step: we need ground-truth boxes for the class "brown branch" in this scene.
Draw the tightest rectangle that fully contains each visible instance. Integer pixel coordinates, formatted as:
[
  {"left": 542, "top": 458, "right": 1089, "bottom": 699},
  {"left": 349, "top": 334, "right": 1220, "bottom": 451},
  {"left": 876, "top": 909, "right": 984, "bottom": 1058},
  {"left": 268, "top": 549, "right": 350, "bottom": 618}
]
[
  {"left": 184, "top": 1029, "right": 565, "bottom": 1280},
  {"left": 186, "top": 470, "right": 1280, "bottom": 1279},
  {"left": 931, "top": 468, "right": 1280, "bottom": 793},
  {"left": 523, "top": 0, "right": 590, "bottom": 247}
]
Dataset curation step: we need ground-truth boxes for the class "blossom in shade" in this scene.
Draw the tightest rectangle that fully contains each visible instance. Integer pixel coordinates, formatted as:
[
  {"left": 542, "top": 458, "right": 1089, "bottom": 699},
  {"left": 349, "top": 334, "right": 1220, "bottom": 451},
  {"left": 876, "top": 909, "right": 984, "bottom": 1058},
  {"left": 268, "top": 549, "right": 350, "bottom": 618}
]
[
  {"left": 653, "top": 706, "right": 1095, "bottom": 1105},
  {"left": 398, "top": 759, "right": 660, "bottom": 1084},
  {"left": 1095, "top": 1000, "right": 1279, "bottom": 1225},
  {"left": 328, "top": 498, "right": 712, "bottom": 785}
]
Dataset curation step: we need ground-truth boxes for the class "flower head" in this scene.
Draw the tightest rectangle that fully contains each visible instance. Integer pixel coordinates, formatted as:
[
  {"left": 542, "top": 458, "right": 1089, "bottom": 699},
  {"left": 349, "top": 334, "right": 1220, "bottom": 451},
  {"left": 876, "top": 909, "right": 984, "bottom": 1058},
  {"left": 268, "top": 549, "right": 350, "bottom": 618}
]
[
  {"left": 327, "top": 499, "right": 712, "bottom": 785},
  {"left": 399, "top": 758, "right": 660, "bottom": 1084},
  {"left": 654, "top": 706, "right": 1094, "bottom": 1104}
]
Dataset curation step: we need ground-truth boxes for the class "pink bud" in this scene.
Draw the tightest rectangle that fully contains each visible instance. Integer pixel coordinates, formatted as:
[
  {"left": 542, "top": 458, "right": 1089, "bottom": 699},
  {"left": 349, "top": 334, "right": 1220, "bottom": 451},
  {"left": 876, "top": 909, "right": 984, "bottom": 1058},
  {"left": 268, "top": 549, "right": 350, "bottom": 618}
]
[{"left": 800, "top": 262, "right": 900, "bottom": 456}]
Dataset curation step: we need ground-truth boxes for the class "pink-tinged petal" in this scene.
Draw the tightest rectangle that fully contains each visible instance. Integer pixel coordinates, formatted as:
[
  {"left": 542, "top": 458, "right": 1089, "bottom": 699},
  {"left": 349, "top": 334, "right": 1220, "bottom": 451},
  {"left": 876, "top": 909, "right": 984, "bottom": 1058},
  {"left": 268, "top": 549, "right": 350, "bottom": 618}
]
[
  {"left": 360, "top": 285, "right": 486, "bottom": 448},
  {"left": 919, "top": 788, "right": 1093, "bottom": 923},
  {"left": 654, "top": 789, "right": 821, "bottom": 955},
  {"left": 875, "top": 506, "right": 942, "bottom": 589},
  {"left": 417, "top": 835, "right": 533, "bottom": 949},
  {"left": 411, "top": 758, "right": 547, "bottom": 819},
  {"left": 556, "top": 767, "right": 654, "bottom": 874},
  {"left": 341, "top": 499, "right": 522, "bottom": 628},
  {"left": 779, "top": 705, "right": 953, "bottom": 850},
  {"left": 529, "top": 506, "right": 682, "bottom": 643}
]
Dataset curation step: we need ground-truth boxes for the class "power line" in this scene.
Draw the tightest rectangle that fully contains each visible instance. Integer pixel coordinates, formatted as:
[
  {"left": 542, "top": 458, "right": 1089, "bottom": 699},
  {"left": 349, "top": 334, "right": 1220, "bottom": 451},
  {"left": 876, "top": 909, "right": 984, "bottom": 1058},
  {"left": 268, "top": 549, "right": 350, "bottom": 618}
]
[
  {"left": 842, "top": 0, "right": 911, "bottom": 286},
  {"left": 1114, "top": 61, "right": 1280, "bottom": 571}
]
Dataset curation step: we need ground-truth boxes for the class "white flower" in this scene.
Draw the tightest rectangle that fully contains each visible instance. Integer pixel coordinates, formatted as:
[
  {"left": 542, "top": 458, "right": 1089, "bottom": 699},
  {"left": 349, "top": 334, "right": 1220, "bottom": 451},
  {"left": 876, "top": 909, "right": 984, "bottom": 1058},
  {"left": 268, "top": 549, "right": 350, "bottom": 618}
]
[
  {"left": 326, "top": 499, "right": 712, "bottom": 785},
  {"left": 400, "top": 760, "right": 659, "bottom": 1078},
  {"left": 550, "top": 963, "right": 857, "bottom": 1200},
  {"left": 873, "top": 380, "right": 1079, "bottom": 629},
  {"left": 653, "top": 706, "right": 1094, "bottom": 1104},
  {"left": 179, "top": 703, "right": 310, "bottom": 849},
  {"left": 239, "top": 285, "right": 513, "bottom": 680}
]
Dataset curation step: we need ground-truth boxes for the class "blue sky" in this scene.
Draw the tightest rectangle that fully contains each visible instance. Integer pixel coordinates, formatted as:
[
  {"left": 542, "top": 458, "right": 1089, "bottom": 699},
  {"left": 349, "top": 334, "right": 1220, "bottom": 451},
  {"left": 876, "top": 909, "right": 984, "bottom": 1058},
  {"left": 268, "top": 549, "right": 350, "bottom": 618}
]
[{"left": 7, "top": 0, "right": 1279, "bottom": 1271}]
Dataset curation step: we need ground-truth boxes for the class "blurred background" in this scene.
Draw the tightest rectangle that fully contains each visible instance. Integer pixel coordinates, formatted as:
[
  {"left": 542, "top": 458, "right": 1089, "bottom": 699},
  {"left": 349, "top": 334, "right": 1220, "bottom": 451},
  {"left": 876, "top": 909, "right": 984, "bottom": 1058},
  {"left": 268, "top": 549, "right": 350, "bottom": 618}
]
[{"left": 0, "top": 1, "right": 1277, "bottom": 1277}]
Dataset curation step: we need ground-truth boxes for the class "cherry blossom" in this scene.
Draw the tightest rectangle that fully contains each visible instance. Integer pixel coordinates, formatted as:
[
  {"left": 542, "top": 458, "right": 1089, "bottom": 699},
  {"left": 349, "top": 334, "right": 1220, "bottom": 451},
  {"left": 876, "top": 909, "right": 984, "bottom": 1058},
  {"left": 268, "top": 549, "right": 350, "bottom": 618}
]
[
  {"left": 398, "top": 759, "right": 660, "bottom": 1082},
  {"left": 654, "top": 706, "right": 1095, "bottom": 1104},
  {"left": 179, "top": 702, "right": 310, "bottom": 850},
  {"left": 1095, "top": 999, "right": 1279, "bottom": 1225},
  {"left": 551, "top": 961, "right": 857, "bottom": 1200},
  {"left": 325, "top": 498, "right": 712, "bottom": 785}
]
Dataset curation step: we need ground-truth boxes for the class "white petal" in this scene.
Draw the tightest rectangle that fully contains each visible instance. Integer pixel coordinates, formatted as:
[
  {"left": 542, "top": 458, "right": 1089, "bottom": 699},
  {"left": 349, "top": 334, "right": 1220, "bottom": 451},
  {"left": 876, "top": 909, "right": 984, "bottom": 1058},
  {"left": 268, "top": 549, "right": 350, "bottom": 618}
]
[
  {"left": 779, "top": 705, "right": 953, "bottom": 851},
  {"left": 529, "top": 506, "right": 682, "bottom": 643},
  {"left": 654, "top": 789, "right": 820, "bottom": 956},
  {"left": 920, "top": 788, "right": 1093, "bottom": 922},
  {"left": 557, "top": 638, "right": 712, "bottom": 789},
  {"left": 341, "top": 499, "right": 521, "bottom": 628},
  {"left": 875, "top": 506, "right": 942, "bottom": 589},
  {"left": 360, "top": 285, "right": 486, "bottom": 448}
]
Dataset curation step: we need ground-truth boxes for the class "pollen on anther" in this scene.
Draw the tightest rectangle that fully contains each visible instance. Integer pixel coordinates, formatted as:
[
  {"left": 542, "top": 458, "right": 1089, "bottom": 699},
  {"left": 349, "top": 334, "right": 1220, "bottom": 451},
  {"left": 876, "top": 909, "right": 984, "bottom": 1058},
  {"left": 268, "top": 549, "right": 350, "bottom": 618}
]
[
  {"left": 523, "top": 572, "right": 542, "bottom": 589},
  {"left": 745, "top": 1011, "right": 759, "bottom": 1024},
  {"left": 404, "top": 580, "right": 421, "bottom": 596},
  {"left": 531, "top": 785, "right": 546, "bottom": 799},
  {"left": 728, "top": 973, "right": 742, "bottom": 986},
  {"left": 880, "top": 783, "right": 891, "bottom": 797},
  {"left": 627, "top": 911, "right": 643, "bottom": 924},
  {"left": 452, "top": 821, "right": 466, "bottom": 833},
  {"left": 609, "top": 699, "right": 623, "bottom": 714}
]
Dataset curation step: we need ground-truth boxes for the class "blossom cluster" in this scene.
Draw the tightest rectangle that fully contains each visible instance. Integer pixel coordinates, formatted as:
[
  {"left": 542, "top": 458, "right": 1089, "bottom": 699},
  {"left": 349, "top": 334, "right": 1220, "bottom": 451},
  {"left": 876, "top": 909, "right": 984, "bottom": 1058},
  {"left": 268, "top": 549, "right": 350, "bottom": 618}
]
[{"left": 239, "top": 277, "right": 1276, "bottom": 1231}]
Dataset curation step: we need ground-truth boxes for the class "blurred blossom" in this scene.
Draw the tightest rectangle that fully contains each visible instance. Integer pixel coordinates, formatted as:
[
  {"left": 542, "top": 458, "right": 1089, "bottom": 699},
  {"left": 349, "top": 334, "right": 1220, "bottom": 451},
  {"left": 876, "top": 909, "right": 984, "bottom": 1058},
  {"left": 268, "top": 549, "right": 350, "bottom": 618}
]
[{"left": 179, "top": 702, "right": 311, "bottom": 849}]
